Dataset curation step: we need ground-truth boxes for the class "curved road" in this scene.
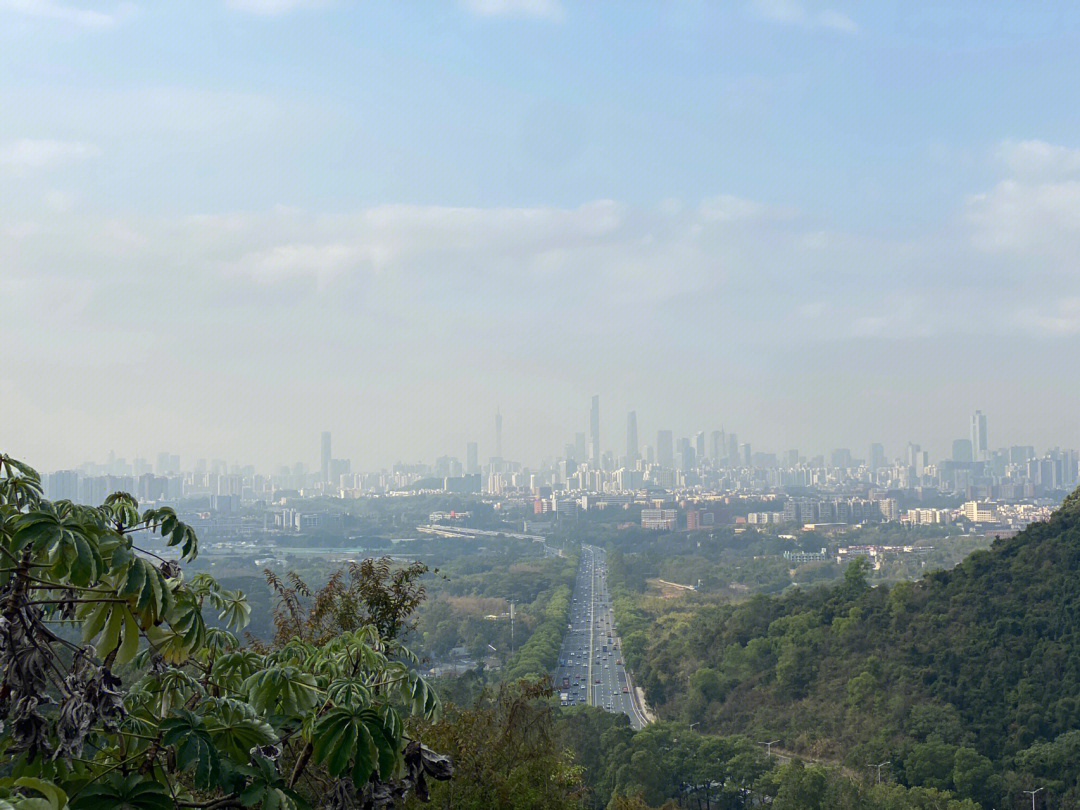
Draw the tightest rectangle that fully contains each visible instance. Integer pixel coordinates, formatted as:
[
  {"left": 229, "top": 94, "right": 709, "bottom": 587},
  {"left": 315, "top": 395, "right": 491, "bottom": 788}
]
[{"left": 553, "top": 545, "right": 649, "bottom": 729}]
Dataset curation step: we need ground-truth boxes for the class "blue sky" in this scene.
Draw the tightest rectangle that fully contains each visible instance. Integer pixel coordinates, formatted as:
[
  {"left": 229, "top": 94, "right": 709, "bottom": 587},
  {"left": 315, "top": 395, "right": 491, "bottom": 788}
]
[{"left": 3, "top": 0, "right": 1080, "bottom": 470}]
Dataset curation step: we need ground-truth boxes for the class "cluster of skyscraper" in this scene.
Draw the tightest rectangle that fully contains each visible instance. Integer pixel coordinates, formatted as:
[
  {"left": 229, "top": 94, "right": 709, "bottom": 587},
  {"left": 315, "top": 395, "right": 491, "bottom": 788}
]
[{"left": 42, "top": 403, "right": 1080, "bottom": 505}]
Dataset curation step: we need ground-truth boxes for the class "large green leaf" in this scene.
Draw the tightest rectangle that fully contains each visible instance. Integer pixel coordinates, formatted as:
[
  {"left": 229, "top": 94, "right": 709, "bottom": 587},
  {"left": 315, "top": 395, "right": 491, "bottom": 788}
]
[
  {"left": 12, "top": 509, "right": 103, "bottom": 587},
  {"left": 211, "top": 650, "right": 264, "bottom": 691},
  {"left": 103, "top": 493, "right": 140, "bottom": 530},
  {"left": 141, "top": 589, "right": 205, "bottom": 664},
  {"left": 200, "top": 698, "right": 277, "bottom": 765},
  {"left": 326, "top": 678, "right": 371, "bottom": 710},
  {"left": 78, "top": 602, "right": 140, "bottom": 666},
  {"left": 311, "top": 706, "right": 398, "bottom": 790},
  {"left": 144, "top": 507, "right": 198, "bottom": 561},
  {"left": 160, "top": 711, "right": 224, "bottom": 790},
  {"left": 4, "top": 778, "right": 68, "bottom": 810},
  {"left": 119, "top": 557, "right": 172, "bottom": 629},
  {"left": 240, "top": 667, "right": 320, "bottom": 716},
  {"left": 237, "top": 756, "right": 310, "bottom": 810},
  {"left": 70, "top": 774, "right": 171, "bottom": 810}
]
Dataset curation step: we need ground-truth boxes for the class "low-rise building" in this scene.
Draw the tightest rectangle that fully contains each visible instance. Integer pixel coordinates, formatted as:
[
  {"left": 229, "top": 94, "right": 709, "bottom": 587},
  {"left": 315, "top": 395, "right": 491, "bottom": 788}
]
[{"left": 641, "top": 508, "right": 677, "bottom": 530}]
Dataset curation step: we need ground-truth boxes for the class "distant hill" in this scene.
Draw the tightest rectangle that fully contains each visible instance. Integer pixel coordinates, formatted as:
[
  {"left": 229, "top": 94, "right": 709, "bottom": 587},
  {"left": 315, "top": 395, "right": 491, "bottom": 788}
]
[{"left": 635, "top": 489, "right": 1080, "bottom": 807}]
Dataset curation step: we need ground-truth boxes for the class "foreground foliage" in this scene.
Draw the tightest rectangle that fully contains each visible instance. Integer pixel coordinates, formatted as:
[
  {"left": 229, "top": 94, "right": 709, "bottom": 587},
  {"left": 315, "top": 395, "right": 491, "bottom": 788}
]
[
  {"left": 404, "top": 682, "right": 984, "bottom": 810},
  {"left": 629, "top": 488, "right": 1080, "bottom": 807},
  {"left": 0, "top": 455, "right": 447, "bottom": 809}
]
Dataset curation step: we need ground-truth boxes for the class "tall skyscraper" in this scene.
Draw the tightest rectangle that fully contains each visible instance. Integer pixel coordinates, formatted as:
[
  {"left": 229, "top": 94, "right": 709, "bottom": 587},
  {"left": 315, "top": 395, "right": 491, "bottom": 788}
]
[
  {"left": 466, "top": 442, "right": 479, "bottom": 474},
  {"left": 656, "top": 430, "right": 674, "bottom": 468},
  {"left": 320, "top": 431, "right": 331, "bottom": 483},
  {"left": 970, "top": 410, "right": 988, "bottom": 461},
  {"left": 589, "top": 395, "right": 600, "bottom": 467},
  {"left": 495, "top": 411, "right": 503, "bottom": 459},
  {"left": 676, "top": 437, "right": 693, "bottom": 471},
  {"left": 694, "top": 431, "right": 705, "bottom": 460},
  {"left": 574, "top": 432, "right": 587, "bottom": 463},
  {"left": 626, "top": 411, "right": 639, "bottom": 461},
  {"left": 869, "top": 443, "right": 886, "bottom": 470},
  {"left": 709, "top": 431, "right": 722, "bottom": 464},
  {"left": 952, "top": 439, "right": 973, "bottom": 463}
]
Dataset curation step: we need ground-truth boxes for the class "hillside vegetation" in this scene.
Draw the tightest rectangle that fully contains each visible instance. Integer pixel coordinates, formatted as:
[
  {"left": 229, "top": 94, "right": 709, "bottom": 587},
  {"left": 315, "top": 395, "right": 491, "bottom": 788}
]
[{"left": 634, "top": 489, "right": 1080, "bottom": 807}]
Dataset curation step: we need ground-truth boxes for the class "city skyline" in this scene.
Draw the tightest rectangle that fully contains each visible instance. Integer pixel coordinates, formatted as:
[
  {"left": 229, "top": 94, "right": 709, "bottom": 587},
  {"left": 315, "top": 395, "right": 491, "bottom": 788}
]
[
  {"left": 37, "top": 404, "right": 1072, "bottom": 477},
  {"left": 6, "top": 3, "right": 1080, "bottom": 470}
]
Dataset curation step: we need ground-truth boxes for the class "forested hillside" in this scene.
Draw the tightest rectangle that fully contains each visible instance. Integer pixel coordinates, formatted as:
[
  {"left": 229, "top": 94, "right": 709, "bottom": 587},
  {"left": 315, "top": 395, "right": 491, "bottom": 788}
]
[{"left": 634, "top": 488, "right": 1080, "bottom": 807}]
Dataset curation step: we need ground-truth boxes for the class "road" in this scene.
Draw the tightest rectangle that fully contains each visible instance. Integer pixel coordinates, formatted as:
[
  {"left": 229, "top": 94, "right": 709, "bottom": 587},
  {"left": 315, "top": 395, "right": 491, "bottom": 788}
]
[{"left": 553, "top": 545, "right": 649, "bottom": 729}]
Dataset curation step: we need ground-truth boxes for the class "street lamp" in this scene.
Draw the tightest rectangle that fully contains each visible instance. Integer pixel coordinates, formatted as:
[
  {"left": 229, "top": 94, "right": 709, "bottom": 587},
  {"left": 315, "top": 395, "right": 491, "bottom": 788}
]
[
  {"left": 760, "top": 740, "right": 779, "bottom": 756},
  {"left": 870, "top": 761, "right": 890, "bottom": 785},
  {"left": 1023, "top": 787, "right": 1043, "bottom": 810}
]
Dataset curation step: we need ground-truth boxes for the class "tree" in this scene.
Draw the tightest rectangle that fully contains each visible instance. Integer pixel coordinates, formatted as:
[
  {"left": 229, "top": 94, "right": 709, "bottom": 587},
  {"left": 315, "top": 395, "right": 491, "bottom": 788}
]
[
  {"left": 950, "top": 747, "right": 996, "bottom": 806},
  {"left": 771, "top": 760, "right": 830, "bottom": 810},
  {"left": 0, "top": 455, "right": 449, "bottom": 809},
  {"left": 404, "top": 680, "right": 583, "bottom": 810},
  {"left": 263, "top": 558, "right": 428, "bottom": 648}
]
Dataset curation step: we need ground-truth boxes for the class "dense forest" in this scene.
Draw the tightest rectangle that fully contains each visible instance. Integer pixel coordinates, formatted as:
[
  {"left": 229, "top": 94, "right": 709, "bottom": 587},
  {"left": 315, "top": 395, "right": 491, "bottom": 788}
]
[{"left": 624, "top": 488, "right": 1080, "bottom": 807}]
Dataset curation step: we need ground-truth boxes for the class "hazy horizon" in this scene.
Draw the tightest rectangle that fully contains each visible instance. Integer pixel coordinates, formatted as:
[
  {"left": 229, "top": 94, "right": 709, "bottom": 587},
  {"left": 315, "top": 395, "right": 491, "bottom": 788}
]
[{"left": 5, "top": 1, "right": 1080, "bottom": 470}]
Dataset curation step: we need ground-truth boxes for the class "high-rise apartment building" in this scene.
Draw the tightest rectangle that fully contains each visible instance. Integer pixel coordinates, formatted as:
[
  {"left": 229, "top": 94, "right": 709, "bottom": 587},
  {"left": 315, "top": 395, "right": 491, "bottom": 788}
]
[
  {"left": 495, "top": 410, "right": 503, "bottom": 459},
  {"left": 710, "top": 431, "right": 723, "bottom": 464},
  {"left": 656, "top": 430, "right": 674, "bottom": 468},
  {"left": 626, "top": 411, "right": 639, "bottom": 461},
  {"left": 589, "top": 395, "right": 600, "bottom": 467},
  {"left": 574, "top": 432, "right": 586, "bottom": 463},
  {"left": 321, "top": 431, "right": 331, "bottom": 483},
  {"left": 869, "top": 443, "right": 885, "bottom": 470},
  {"left": 971, "top": 410, "right": 988, "bottom": 461},
  {"left": 47, "top": 470, "right": 79, "bottom": 501},
  {"left": 952, "top": 439, "right": 973, "bottom": 463}
]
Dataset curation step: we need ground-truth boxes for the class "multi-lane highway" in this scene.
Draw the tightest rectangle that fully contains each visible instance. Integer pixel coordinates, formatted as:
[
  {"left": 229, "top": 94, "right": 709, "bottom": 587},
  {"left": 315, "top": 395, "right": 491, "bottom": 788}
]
[{"left": 553, "top": 545, "right": 649, "bottom": 729}]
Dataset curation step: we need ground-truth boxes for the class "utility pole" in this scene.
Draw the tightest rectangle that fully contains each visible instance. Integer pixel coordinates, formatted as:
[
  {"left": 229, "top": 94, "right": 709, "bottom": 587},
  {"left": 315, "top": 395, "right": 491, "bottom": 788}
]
[
  {"left": 1023, "top": 787, "right": 1043, "bottom": 810},
  {"left": 870, "top": 761, "right": 891, "bottom": 785},
  {"left": 760, "top": 740, "right": 779, "bottom": 756}
]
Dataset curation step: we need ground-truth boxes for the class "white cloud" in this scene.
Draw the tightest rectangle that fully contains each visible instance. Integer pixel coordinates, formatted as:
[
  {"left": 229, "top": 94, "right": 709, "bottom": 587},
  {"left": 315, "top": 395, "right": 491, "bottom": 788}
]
[
  {"left": 462, "top": 0, "right": 564, "bottom": 22},
  {"left": 1017, "top": 297, "right": 1080, "bottom": 336},
  {"left": 0, "top": 139, "right": 98, "bottom": 172},
  {"left": 749, "top": 0, "right": 857, "bottom": 33},
  {"left": 225, "top": 0, "right": 328, "bottom": 15},
  {"left": 815, "top": 9, "right": 857, "bottom": 32},
  {"left": 969, "top": 140, "right": 1080, "bottom": 256},
  {"left": 0, "top": 0, "right": 134, "bottom": 28},
  {"left": 751, "top": 0, "right": 804, "bottom": 23},
  {"left": 968, "top": 179, "right": 1080, "bottom": 254},
  {"left": 697, "top": 195, "right": 768, "bottom": 222},
  {"left": 42, "top": 189, "right": 78, "bottom": 212},
  {"left": 222, "top": 242, "right": 384, "bottom": 288},
  {"left": 995, "top": 139, "right": 1080, "bottom": 179},
  {"left": 6, "top": 194, "right": 1080, "bottom": 471}
]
